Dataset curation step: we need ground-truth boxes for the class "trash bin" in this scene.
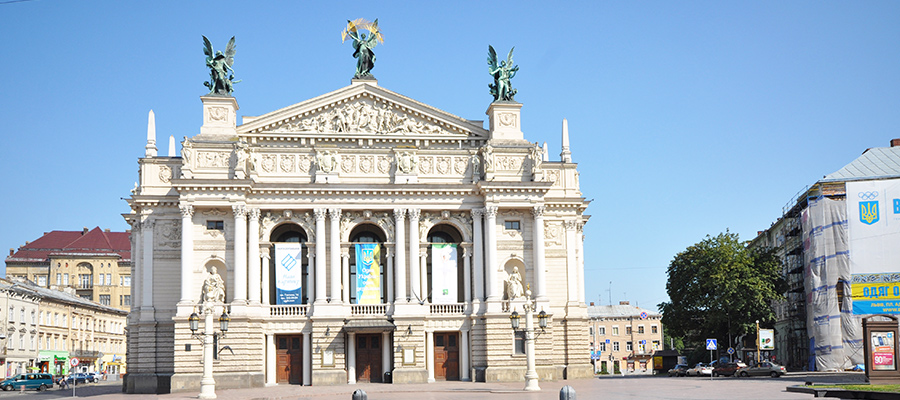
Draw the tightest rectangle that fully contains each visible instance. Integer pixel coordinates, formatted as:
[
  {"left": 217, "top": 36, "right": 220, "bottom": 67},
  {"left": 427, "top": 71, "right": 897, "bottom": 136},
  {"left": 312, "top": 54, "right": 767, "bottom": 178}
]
[{"left": 383, "top": 371, "right": 392, "bottom": 383}]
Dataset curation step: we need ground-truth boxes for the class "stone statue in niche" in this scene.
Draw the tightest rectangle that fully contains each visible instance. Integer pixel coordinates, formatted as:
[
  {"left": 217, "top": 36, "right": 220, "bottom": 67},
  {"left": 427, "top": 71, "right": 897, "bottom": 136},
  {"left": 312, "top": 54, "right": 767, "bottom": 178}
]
[
  {"left": 505, "top": 266, "right": 525, "bottom": 300},
  {"left": 203, "top": 266, "right": 226, "bottom": 304}
]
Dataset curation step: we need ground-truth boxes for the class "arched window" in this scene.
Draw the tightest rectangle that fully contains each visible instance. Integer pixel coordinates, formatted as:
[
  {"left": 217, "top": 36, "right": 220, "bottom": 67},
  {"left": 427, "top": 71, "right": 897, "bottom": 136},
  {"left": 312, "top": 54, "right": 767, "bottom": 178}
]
[
  {"left": 427, "top": 224, "right": 463, "bottom": 303},
  {"left": 349, "top": 225, "right": 387, "bottom": 304},
  {"left": 270, "top": 224, "right": 309, "bottom": 304}
]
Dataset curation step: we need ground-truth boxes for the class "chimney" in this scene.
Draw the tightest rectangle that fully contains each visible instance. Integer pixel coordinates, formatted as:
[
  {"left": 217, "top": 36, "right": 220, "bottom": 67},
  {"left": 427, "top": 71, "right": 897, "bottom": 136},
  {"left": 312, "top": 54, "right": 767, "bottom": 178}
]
[
  {"left": 104, "top": 229, "right": 110, "bottom": 233},
  {"left": 83, "top": 227, "right": 89, "bottom": 235},
  {"left": 590, "top": 302, "right": 595, "bottom": 306},
  {"left": 619, "top": 301, "right": 630, "bottom": 305},
  {"left": 891, "top": 138, "right": 900, "bottom": 147},
  {"left": 9, "top": 249, "right": 13, "bottom": 256}
]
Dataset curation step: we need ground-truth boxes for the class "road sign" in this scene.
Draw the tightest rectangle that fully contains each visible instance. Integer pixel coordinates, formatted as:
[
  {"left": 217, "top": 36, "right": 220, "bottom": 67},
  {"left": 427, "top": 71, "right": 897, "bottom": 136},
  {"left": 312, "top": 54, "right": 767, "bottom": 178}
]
[
  {"left": 640, "top": 311, "right": 648, "bottom": 319},
  {"left": 727, "top": 347, "right": 735, "bottom": 355},
  {"left": 706, "top": 339, "right": 717, "bottom": 350},
  {"left": 70, "top": 357, "right": 79, "bottom": 367},
  {"left": 606, "top": 339, "right": 610, "bottom": 344}
]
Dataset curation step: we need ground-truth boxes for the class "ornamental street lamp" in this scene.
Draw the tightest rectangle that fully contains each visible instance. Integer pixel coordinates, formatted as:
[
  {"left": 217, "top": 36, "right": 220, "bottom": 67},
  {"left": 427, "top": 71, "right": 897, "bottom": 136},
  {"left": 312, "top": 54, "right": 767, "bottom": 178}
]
[
  {"left": 509, "top": 288, "right": 547, "bottom": 391},
  {"left": 189, "top": 304, "right": 229, "bottom": 399}
]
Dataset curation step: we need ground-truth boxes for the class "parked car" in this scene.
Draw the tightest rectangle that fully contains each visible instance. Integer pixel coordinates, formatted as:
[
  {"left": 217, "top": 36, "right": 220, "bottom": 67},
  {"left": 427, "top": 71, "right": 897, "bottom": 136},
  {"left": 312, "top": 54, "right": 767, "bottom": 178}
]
[
  {"left": 712, "top": 362, "right": 741, "bottom": 377},
  {"left": 668, "top": 364, "right": 689, "bottom": 377},
  {"left": 0, "top": 373, "right": 54, "bottom": 391},
  {"left": 61, "top": 373, "right": 94, "bottom": 385},
  {"left": 85, "top": 372, "right": 101, "bottom": 383},
  {"left": 686, "top": 363, "right": 712, "bottom": 376},
  {"left": 737, "top": 361, "right": 786, "bottom": 377}
]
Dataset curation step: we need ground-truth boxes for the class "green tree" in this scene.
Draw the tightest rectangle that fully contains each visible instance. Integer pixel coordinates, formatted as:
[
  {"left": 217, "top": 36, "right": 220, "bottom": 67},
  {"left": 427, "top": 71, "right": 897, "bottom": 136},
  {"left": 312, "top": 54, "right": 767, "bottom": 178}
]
[{"left": 658, "top": 232, "right": 785, "bottom": 349}]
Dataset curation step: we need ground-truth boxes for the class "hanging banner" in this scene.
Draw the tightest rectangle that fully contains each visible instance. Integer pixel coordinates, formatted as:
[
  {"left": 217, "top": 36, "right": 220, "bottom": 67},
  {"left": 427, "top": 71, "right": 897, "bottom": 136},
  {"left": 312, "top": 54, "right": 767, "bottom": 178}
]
[
  {"left": 847, "top": 179, "right": 900, "bottom": 314},
  {"left": 355, "top": 243, "right": 381, "bottom": 304},
  {"left": 274, "top": 243, "right": 303, "bottom": 304},
  {"left": 431, "top": 243, "right": 458, "bottom": 303},
  {"left": 759, "top": 329, "right": 775, "bottom": 350}
]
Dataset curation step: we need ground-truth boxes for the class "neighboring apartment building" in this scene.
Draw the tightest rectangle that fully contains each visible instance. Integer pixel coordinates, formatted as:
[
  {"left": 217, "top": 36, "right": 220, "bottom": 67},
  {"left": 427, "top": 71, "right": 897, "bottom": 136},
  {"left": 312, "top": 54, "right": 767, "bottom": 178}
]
[
  {"left": 124, "top": 62, "right": 591, "bottom": 392},
  {"left": 5, "top": 227, "right": 132, "bottom": 311},
  {"left": 0, "top": 279, "right": 40, "bottom": 378},
  {"left": 750, "top": 138, "right": 900, "bottom": 371},
  {"left": 588, "top": 302, "right": 663, "bottom": 374}
]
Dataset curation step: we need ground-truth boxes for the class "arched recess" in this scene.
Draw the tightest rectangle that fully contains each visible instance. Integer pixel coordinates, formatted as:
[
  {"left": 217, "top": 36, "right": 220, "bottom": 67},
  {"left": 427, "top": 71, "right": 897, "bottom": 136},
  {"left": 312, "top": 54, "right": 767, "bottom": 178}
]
[
  {"left": 76, "top": 262, "right": 94, "bottom": 289},
  {"left": 348, "top": 223, "right": 387, "bottom": 304},
  {"left": 269, "top": 223, "right": 310, "bottom": 305},
  {"left": 203, "top": 257, "right": 228, "bottom": 302},
  {"left": 426, "top": 224, "right": 464, "bottom": 303},
  {"left": 501, "top": 257, "right": 527, "bottom": 300}
]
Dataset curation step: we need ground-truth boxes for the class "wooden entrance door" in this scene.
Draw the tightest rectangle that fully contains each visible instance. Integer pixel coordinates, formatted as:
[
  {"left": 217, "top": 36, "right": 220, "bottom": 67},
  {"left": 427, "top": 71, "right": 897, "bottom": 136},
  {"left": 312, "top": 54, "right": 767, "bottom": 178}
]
[
  {"left": 434, "top": 332, "right": 460, "bottom": 380},
  {"left": 356, "top": 334, "right": 383, "bottom": 383},
  {"left": 276, "top": 335, "right": 303, "bottom": 384}
]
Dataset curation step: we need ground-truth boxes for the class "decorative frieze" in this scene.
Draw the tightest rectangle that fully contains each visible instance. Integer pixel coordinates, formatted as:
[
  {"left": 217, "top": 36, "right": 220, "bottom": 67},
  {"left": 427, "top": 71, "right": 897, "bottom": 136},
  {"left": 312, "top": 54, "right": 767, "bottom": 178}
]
[{"left": 269, "top": 100, "right": 450, "bottom": 135}]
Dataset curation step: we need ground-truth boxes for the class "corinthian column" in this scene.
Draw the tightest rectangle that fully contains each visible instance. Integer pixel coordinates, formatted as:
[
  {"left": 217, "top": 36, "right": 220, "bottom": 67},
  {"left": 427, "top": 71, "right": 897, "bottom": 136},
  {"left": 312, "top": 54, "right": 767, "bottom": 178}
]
[
  {"left": 141, "top": 217, "right": 155, "bottom": 318},
  {"left": 233, "top": 205, "right": 248, "bottom": 303},
  {"left": 179, "top": 204, "right": 194, "bottom": 304},
  {"left": 248, "top": 208, "right": 261, "bottom": 304},
  {"left": 408, "top": 209, "right": 421, "bottom": 302},
  {"left": 532, "top": 206, "right": 547, "bottom": 301},
  {"left": 564, "top": 220, "right": 577, "bottom": 302},
  {"left": 329, "top": 208, "right": 341, "bottom": 303},
  {"left": 472, "top": 208, "right": 484, "bottom": 302},
  {"left": 314, "top": 209, "right": 327, "bottom": 303},
  {"left": 484, "top": 206, "right": 498, "bottom": 301},
  {"left": 394, "top": 209, "right": 406, "bottom": 302}
]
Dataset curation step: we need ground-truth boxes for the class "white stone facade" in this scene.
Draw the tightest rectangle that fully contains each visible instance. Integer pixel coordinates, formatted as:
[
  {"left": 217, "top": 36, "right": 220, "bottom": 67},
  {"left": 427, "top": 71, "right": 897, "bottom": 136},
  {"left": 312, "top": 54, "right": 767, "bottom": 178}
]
[{"left": 124, "top": 79, "right": 591, "bottom": 393}]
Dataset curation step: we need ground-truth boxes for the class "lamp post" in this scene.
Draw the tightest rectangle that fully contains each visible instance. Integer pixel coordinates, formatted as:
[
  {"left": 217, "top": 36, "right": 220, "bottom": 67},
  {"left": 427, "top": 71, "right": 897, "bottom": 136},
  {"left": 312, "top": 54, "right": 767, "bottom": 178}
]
[
  {"left": 189, "top": 303, "right": 229, "bottom": 399},
  {"left": 509, "top": 288, "right": 547, "bottom": 391},
  {"left": 755, "top": 320, "right": 760, "bottom": 365}
]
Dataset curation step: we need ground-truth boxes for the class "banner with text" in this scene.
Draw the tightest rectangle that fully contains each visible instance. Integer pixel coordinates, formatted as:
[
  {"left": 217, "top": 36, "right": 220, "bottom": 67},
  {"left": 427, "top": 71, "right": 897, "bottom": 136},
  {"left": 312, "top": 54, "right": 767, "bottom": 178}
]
[
  {"left": 274, "top": 243, "right": 303, "bottom": 305},
  {"left": 848, "top": 179, "right": 900, "bottom": 314},
  {"left": 355, "top": 243, "right": 381, "bottom": 304},
  {"left": 431, "top": 243, "right": 458, "bottom": 303}
]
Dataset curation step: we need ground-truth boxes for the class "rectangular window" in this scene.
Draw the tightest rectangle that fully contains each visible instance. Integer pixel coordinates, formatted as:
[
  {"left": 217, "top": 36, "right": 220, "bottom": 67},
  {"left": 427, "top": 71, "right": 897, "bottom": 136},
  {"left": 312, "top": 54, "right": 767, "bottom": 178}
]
[
  {"left": 504, "top": 220, "right": 521, "bottom": 230},
  {"left": 626, "top": 341, "right": 633, "bottom": 351},
  {"left": 56, "top": 273, "right": 61, "bottom": 285},
  {"left": 599, "top": 326, "right": 606, "bottom": 335},
  {"left": 638, "top": 325, "right": 645, "bottom": 334},
  {"left": 207, "top": 220, "right": 224, "bottom": 230},
  {"left": 106, "top": 273, "right": 111, "bottom": 285},
  {"left": 99, "top": 274, "right": 105, "bottom": 286},
  {"left": 612, "top": 326, "right": 619, "bottom": 336},
  {"left": 79, "top": 274, "right": 92, "bottom": 289},
  {"left": 652, "top": 325, "right": 658, "bottom": 334},
  {"left": 514, "top": 331, "right": 526, "bottom": 355},
  {"left": 613, "top": 342, "right": 620, "bottom": 351},
  {"left": 123, "top": 276, "right": 131, "bottom": 287},
  {"left": 99, "top": 295, "right": 111, "bottom": 306},
  {"left": 653, "top": 340, "right": 660, "bottom": 350},
  {"left": 63, "top": 274, "right": 68, "bottom": 286},
  {"left": 626, "top": 326, "right": 632, "bottom": 335},
  {"left": 589, "top": 326, "right": 594, "bottom": 336},
  {"left": 8, "top": 307, "right": 13, "bottom": 322},
  {"left": 599, "top": 342, "right": 606, "bottom": 351},
  {"left": 123, "top": 295, "right": 131, "bottom": 306},
  {"left": 31, "top": 311, "right": 35, "bottom": 325},
  {"left": 37, "top": 276, "right": 47, "bottom": 286}
]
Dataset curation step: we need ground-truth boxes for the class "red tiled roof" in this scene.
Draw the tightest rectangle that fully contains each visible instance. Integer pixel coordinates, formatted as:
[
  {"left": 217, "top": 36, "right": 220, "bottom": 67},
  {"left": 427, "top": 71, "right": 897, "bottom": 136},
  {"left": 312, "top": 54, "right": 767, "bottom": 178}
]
[{"left": 6, "top": 227, "right": 131, "bottom": 264}]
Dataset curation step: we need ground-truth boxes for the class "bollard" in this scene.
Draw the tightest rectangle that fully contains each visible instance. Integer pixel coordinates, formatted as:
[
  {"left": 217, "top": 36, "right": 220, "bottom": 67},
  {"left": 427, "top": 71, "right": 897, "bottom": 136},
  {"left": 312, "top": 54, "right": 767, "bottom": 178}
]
[
  {"left": 352, "top": 388, "right": 368, "bottom": 400},
  {"left": 559, "top": 385, "right": 576, "bottom": 400}
]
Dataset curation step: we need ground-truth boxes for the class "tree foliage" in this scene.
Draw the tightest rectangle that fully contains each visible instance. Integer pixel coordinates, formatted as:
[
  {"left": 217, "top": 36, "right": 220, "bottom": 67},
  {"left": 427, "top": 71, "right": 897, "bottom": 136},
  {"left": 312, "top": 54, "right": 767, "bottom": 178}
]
[{"left": 658, "top": 232, "right": 785, "bottom": 348}]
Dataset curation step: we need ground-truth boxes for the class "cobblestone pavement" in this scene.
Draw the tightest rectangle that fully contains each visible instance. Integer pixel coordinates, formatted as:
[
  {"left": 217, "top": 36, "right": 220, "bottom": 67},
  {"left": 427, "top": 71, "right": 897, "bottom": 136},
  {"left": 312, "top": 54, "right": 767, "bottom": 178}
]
[{"left": 0, "top": 372, "right": 867, "bottom": 400}]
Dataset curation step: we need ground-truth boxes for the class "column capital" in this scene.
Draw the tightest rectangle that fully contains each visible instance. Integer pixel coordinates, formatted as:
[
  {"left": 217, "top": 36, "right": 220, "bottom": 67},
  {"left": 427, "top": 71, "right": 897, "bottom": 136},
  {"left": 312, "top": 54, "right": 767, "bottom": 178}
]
[
  {"left": 408, "top": 208, "right": 421, "bottom": 220},
  {"left": 232, "top": 204, "right": 248, "bottom": 218},
  {"left": 472, "top": 208, "right": 485, "bottom": 218},
  {"left": 394, "top": 208, "right": 407, "bottom": 221},
  {"left": 179, "top": 203, "right": 194, "bottom": 218},
  {"left": 532, "top": 206, "right": 545, "bottom": 218},
  {"left": 248, "top": 207, "right": 261, "bottom": 220},
  {"left": 484, "top": 206, "right": 498, "bottom": 218},
  {"left": 564, "top": 220, "right": 577, "bottom": 230},
  {"left": 314, "top": 208, "right": 327, "bottom": 221},
  {"left": 141, "top": 218, "right": 155, "bottom": 230},
  {"left": 328, "top": 208, "right": 342, "bottom": 218}
]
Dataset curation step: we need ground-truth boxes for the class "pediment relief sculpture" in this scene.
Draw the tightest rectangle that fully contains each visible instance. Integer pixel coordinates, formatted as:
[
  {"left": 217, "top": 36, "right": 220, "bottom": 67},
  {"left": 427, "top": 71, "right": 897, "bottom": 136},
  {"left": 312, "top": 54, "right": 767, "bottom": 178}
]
[{"left": 269, "top": 100, "right": 452, "bottom": 136}]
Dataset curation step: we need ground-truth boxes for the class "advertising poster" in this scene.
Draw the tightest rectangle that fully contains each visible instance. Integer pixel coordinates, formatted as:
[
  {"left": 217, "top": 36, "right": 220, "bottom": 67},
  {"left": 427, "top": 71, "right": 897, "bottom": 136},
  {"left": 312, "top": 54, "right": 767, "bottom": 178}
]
[
  {"left": 847, "top": 179, "right": 900, "bottom": 314},
  {"left": 431, "top": 243, "right": 458, "bottom": 303},
  {"left": 759, "top": 329, "right": 775, "bottom": 350},
  {"left": 355, "top": 243, "right": 381, "bottom": 304},
  {"left": 274, "top": 243, "right": 303, "bottom": 304},
  {"left": 871, "top": 331, "right": 896, "bottom": 371}
]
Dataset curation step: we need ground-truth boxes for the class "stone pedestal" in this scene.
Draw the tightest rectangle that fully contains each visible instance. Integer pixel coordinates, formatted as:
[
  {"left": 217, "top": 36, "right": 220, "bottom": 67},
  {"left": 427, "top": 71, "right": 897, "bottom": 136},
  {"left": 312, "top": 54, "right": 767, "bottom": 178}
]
[
  {"left": 486, "top": 101, "right": 523, "bottom": 141},
  {"left": 200, "top": 95, "right": 239, "bottom": 137},
  {"left": 394, "top": 172, "right": 418, "bottom": 184}
]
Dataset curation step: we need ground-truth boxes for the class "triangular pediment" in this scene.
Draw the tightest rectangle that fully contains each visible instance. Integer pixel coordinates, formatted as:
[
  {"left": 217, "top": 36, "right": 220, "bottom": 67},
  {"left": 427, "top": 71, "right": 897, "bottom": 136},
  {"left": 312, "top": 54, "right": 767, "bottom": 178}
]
[{"left": 239, "top": 82, "right": 487, "bottom": 140}]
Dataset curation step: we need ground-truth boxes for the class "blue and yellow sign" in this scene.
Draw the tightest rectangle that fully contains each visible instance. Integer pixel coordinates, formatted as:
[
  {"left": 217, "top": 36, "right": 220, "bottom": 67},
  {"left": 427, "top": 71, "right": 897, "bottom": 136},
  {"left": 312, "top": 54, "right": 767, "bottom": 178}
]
[
  {"left": 355, "top": 243, "right": 381, "bottom": 304},
  {"left": 860, "top": 201, "right": 880, "bottom": 225}
]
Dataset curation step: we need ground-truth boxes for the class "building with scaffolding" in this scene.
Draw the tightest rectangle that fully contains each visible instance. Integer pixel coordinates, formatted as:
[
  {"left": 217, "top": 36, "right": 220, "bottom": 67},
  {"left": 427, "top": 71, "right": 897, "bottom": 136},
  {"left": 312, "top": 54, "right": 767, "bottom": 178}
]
[{"left": 750, "top": 138, "right": 900, "bottom": 371}]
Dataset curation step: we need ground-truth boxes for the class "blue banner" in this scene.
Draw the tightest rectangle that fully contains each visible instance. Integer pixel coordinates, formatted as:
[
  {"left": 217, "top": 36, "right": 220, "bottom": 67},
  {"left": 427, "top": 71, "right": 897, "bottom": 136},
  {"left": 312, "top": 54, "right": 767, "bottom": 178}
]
[
  {"left": 355, "top": 243, "right": 381, "bottom": 304},
  {"left": 275, "top": 243, "right": 303, "bottom": 304}
]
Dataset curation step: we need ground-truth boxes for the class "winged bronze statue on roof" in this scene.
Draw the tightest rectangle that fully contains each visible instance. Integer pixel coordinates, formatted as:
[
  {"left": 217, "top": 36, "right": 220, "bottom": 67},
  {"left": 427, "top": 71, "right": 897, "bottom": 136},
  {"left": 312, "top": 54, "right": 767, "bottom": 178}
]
[
  {"left": 342, "top": 19, "right": 383, "bottom": 79},
  {"left": 203, "top": 36, "right": 239, "bottom": 95},
  {"left": 488, "top": 45, "right": 518, "bottom": 102}
]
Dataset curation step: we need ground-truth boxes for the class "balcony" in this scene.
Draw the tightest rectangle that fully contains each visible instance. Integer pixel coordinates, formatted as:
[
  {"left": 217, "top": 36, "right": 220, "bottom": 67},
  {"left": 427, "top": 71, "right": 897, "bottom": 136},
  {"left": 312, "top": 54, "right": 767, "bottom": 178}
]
[{"left": 267, "top": 305, "right": 309, "bottom": 317}]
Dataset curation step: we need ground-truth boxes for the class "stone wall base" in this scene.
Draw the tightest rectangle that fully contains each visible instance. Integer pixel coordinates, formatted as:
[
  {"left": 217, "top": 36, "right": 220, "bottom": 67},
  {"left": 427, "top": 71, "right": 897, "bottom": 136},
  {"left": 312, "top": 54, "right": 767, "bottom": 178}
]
[
  {"left": 564, "top": 363, "right": 594, "bottom": 380},
  {"left": 169, "top": 372, "right": 264, "bottom": 392},
  {"left": 124, "top": 372, "right": 172, "bottom": 394},
  {"left": 484, "top": 365, "right": 558, "bottom": 382},
  {"left": 391, "top": 367, "right": 427, "bottom": 384},
  {"left": 312, "top": 370, "right": 347, "bottom": 386}
]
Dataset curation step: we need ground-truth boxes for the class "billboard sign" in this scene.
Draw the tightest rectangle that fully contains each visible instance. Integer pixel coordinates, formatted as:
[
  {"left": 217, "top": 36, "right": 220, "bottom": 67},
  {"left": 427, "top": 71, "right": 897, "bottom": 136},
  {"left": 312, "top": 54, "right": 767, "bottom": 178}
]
[
  {"left": 274, "top": 243, "right": 303, "bottom": 304},
  {"left": 848, "top": 179, "right": 900, "bottom": 314}
]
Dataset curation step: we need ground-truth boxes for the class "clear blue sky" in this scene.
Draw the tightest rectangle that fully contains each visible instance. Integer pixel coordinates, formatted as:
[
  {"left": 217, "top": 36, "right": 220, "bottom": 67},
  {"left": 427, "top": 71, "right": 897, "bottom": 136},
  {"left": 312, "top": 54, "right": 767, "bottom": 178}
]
[{"left": 2, "top": 1, "right": 899, "bottom": 311}]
